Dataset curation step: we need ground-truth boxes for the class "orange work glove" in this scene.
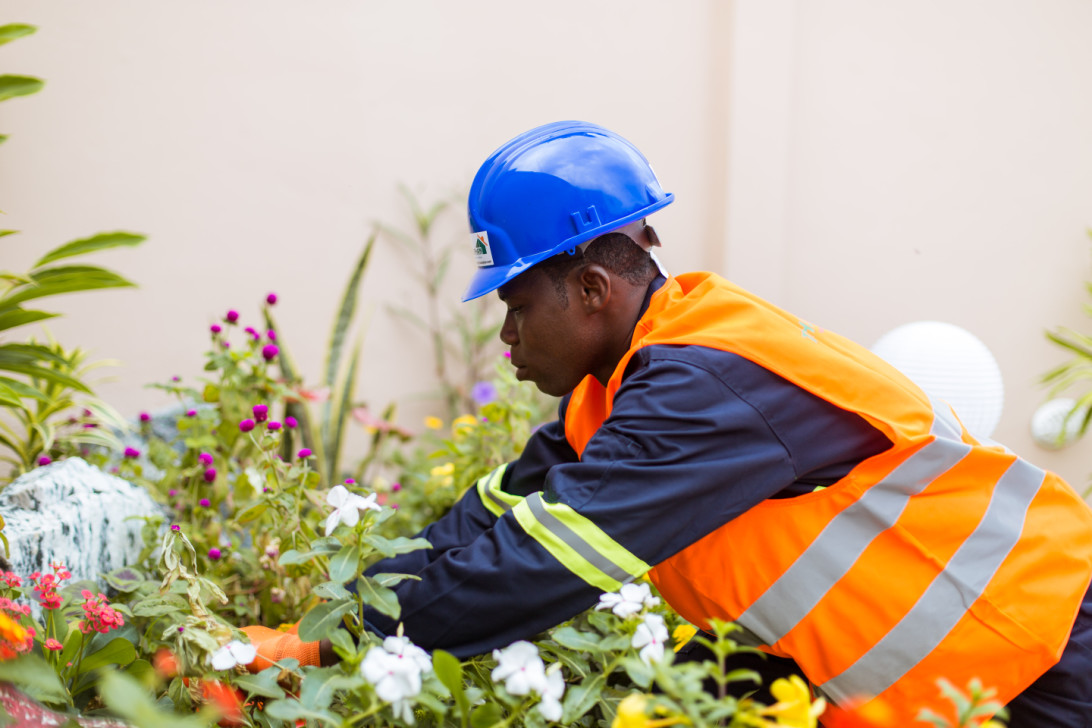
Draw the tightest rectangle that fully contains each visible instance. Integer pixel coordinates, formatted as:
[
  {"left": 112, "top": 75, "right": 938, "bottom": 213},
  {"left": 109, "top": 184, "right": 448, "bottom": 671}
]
[{"left": 240, "top": 624, "right": 321, "bottom": 672}]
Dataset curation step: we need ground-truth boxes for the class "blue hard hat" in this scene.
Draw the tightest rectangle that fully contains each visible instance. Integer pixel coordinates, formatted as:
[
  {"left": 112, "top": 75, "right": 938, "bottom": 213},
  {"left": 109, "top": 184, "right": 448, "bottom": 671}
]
[{"left": 463, "top": 121, "right": 674, "bottom": 301}]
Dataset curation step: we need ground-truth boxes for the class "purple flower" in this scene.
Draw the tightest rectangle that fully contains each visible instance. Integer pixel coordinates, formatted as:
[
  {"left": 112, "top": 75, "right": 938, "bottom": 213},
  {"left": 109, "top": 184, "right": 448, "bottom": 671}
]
[
  {"left": 391, "top": 482, "right": 402, "bottom": 492},
  {"left": 178, "top": 626, "right": 185, "bottom": 633},
  {"left": 124, "top": 447, "right": 140, "bottom": 459},
  {"left": 239, "top": 419, "right": 255, "bottom": 432},
  {"left": 208, "top": 548, "right": 222, "bottom": 561},
  {"left": 285, "top": 416, "right": 298, "bottom": 429},
  {"left": 168, "top": 489, "right": 177, "bottom": 497},
  {"left": 172, "top": 376, "right": 181, "bottom": 382},
  {"left": 186, "top": 409, "right": 197, "bottom": 418},
  {"left": 244, "top": 326, "right": 257, "bottom": 337},
  {"left": 297, "top": 448, "right": 312, "bottom": 459},
  {"left": 266, "top": 292, "right": 277, "bottom": 305},
  {"left": 226, "top": 310, "right": 239, "bottom": 324},
  {"left": 267, "top": 421, "right": 281, "bottom": 431},
  {"left": 503, "top": 351, "right": 511, "bottom": 359},
  {"left": 252, "top": 404, "right": 268, "bottom": 423},
  {"left": 203, "top": 468, "right": 217, "bottom": 483},
  {"left": 199, "top": 498, "right": 210, "bottom": 507},
  {"left": 267, "top": 330, "right": 277, "bottom": 341},
  {"left": 38, "top": 456, "right": 52, "bottom": 466},
  {"left": 199, "top": 452, "right": 213, "bottom": 466},
  {"left": 139, "top": 412, "right": 151, "bottom": 422},
  {"left": 222, "top": 341, "right": 230, "bottom": 349},
  {"left": 210, "top": 324, "right": 222, "bottom": 334},
  {"left": 471, "top": 380, "right": 498, "bottom": 405},
  {"left": 261, "top": 344, "right": 279, "bottom": 361},
  {"left": 170, "top": 524, "right": 181, "bottom": 532}
]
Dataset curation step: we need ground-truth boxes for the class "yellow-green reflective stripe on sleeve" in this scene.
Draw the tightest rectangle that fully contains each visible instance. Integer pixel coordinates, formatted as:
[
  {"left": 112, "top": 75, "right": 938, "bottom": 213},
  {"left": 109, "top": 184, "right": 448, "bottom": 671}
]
[
  {"left": 512, "top": 492, "right": 650, "bottom": 592},
  {"left": 475, "top": 464, "right": 520, "bottom": 518}
]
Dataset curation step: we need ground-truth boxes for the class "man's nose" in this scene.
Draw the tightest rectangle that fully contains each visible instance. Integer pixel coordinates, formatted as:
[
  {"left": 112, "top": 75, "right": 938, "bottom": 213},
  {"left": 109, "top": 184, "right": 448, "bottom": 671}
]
[{"left": 499, "top": 312, "right": 518, "bottom": 346}]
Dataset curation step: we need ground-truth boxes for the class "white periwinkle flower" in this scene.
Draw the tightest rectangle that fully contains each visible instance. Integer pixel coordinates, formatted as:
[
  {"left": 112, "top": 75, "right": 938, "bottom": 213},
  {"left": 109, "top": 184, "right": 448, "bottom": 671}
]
[
  {"left": 324, "top": 484, "right": 382, "bottom": 536},
  {"left": 361, "top": 635, "right": 432, "bottom": 724},
  {"left": 537, "top": 662, "right": 566, "bottom": 722},
  {"left": 491, "top": 640, "right": 548, "bottom": 696},
  {"left": 632, "top": 613, "right": 669, "bottom": 665},
  {"left": 597, "top": 581, "right": 661, "bottom": 618},
  {"left": 210, "top": 639, "right": 257, "bottom": 670}
]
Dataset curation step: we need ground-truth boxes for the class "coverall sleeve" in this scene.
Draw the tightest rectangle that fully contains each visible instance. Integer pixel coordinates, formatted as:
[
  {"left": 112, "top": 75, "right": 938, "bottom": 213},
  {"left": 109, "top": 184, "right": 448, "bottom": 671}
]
[{"left": 362, "top": 346, "right": 889, "bottom": 658}]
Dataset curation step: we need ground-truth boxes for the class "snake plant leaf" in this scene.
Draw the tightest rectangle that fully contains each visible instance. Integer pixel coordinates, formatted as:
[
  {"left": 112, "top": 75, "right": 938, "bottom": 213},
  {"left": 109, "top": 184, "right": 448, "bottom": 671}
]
[
  {"left": 32, "top": 231, "right": 146, "bottom": 268},
  {"left": 0, "top": 24, "right": 36, "bottom": 46},
  {"left": 323, "top": 233, "right": 375, "bottom": 390},
  {"left": 0, "top": 265, "right": 136, "bottom": 308},
  {"left": 0, "top": 75, "right": 44, "bottom": 102}
]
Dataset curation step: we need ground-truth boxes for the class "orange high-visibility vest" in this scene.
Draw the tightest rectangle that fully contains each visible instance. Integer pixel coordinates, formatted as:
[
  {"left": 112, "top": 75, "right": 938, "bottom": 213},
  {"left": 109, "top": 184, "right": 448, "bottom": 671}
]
[{"left": 564, "top": 272, "right": 1092, "bottom": 720}]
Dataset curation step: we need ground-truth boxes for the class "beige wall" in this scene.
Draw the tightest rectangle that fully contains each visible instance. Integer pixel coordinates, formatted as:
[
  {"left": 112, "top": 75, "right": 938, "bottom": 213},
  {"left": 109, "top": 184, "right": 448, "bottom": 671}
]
[{"left": 3, "top": 1, "right": 1092, "bottom": 486}]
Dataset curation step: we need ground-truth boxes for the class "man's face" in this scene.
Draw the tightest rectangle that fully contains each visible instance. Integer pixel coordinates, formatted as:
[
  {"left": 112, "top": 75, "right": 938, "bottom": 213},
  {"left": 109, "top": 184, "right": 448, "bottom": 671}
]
[{"left": 496, "top": 267, "right": 600, "bottom": 397}]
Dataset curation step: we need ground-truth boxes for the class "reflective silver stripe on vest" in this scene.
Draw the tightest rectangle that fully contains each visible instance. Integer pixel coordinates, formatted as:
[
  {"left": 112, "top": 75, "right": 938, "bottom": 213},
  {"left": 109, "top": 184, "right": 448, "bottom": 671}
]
[
  {"left": 735, "top": 402, "right": 969, "bottom": 646},
  {"left": 479, "top": 466, "right": 514, "bottom": 515},
  {"left": 820, "top": 456, "right": 1046, "bottom": 702},
  {"left": 524, "top": 494, "right": 644, "bottom": 584}
]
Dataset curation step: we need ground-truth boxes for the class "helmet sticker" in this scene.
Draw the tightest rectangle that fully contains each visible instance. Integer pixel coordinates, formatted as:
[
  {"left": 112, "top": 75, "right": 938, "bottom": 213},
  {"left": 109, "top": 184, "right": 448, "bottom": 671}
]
[{"left": 472, "top": 231, "right": 494, "bottom": 267}]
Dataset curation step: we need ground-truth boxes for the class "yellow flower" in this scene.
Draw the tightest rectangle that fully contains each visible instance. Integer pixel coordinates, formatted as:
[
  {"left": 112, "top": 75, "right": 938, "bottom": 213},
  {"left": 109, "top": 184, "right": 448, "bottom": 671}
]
[
  {"left": 672, "top": 623, "right": 698, "bottom": 652},
  {"left": 452, "top": 414, "right": 478, "bottom": 436},
  {"left": 430, "top": 462, "right": 454, "bottom": 478},
  {"left": 612, "top": 694, "right": 689, "bottom": 728},
  {"left": 424, "top": 415, "right": 443, "bottom": 430},
  {"left": 760, "top": 675, "right": 825, "bottom": 728},
  {"left": 0, "top": 611, "right": 28, "bottom": 650}
]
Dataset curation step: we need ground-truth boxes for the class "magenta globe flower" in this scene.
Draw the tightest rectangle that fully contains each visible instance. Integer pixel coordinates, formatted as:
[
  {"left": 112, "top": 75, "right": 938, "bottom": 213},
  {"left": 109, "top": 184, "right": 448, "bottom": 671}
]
[
  {"left": 37, "top": 456, "right": 52, "bottom": 466},
  {"left": 267, "top": 330, "right": 277, "bottom": 341},
  {"left": 225, "top": 310, "right": 239, "bottom": 324},
  {"left": 239, "top": 419, "right": 255, "bottom": 433},
  {"left": 253, "top": 404, "right": 268, "bottom": 423},
  {"left": 199, "top": 452, "right": 213, "bottom": 466},
  {"left": 199, "top": 498, "right": 210, "bottom": 508},
  {"left": 208, "top": 548, "right": 222, "bottom": 561},
  {"left": 262, "top": 344, "right": 279, "bottom": 361},
  {"left": 186, "top": 409, "right": 197, "bottom": 417},
  {"left": 139, "top": 412, "right": 151, "bottom": 422},
  {"left": 285, "top": 416, "right": 298, "bottom": 429},
  {"left": 124, "top": 447, "right": 140, "bottom": 459},
  {"left": 203, "top": 468, "right": 217, "bottom": 483},
  {"left": 297, "top": 448, "right": 312, "bottom": 459},
  {"left": 266, "top": 292, "right": 277, "bottom": 305},
  {"left": 210, "top": 324, "right": 222, "bottom": 334},
  {"left": 267, "top": 421, "right": 281, "bottom": 431}
]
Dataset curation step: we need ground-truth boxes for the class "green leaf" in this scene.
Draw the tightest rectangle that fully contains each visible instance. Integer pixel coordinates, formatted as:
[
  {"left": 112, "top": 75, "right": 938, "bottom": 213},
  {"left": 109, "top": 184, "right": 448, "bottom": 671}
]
[
  {"left": 469, "top": 702, "right": 506, "bottom": 728},
  {"left": 232, "top": 669, "right": 287, "bottom": 700},
  {"left": 355, "top": 575, "right": 401, "bottom": 619},
  {"left": 323, "top": 233, "right": 374, "bottom": 390},
  {"left": 297, "top": 666, "right": 354, "bottom": 711},
  {"left": 433, "top": 650, "right": 470, "bottom": 720},
  {"left": 0, "top": 75, "right": 44, "bottom": 102},
  {"left": 312, "top": 581, "right": 352, "bottom": 601},
  {"left": 33, "top": 231, "right": 146, "bottom": 268},
  {"left": 561, "top": 673, "right": 607, "bottom": 724},
  {"left": 0, "top": 307, "right": 56, "bottom": 333},
  {"left": 362, "top": 534, "right": 431, "bottom": 558},
  {"left": 261, "top": 698, "right": 340, "bottom": 726},
  {"left": 0, "top": 24, "right": 35, "bottom": 46},
  {"left": 550, "top": 625, "right": 605, "bottom": 653},
  {"left": 0, "top": 266, "right": 136, "bottom": 308},
  {"left": 297, "top": 598, "right": 353, "bottom": 642},
  {"left": 327, "top": 543, "right": 360, "bottom": 585},
  {"left": 98, "top": 671, "right": 208, "bottom": 728},
  {"left": 77, "top": 636, "right": 136, "bottom": 675},
  {"left": 0, "top": 654, "right": 68, "bottom": 705}
]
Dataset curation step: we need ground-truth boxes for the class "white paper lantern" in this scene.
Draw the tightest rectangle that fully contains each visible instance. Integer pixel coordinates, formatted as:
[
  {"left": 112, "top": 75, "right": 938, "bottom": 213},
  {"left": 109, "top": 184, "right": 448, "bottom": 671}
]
[{"left": 870, "top": 321, "right": 1004, "bottom": 440}]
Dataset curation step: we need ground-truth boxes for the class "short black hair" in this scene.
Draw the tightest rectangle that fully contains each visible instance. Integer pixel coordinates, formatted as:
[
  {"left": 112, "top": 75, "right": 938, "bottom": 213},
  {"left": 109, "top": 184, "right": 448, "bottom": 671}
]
[{"left": 535, "top": 232, "right": 657, "bottom": 306}]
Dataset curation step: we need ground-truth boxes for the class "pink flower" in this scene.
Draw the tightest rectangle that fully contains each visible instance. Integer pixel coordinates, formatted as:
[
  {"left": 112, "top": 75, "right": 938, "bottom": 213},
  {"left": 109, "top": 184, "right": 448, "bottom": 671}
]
[
  {"left": 199, "top": 452, "right": 213, "bottom": 466},
  {"left": 226, "top": 310, "right": 239, "bottom": 324},
  {"left": 124, "top": 447, "right": 140, "bottom": 459},
  {"left": 239, "top": 419, "right": 255, "bottom": 432},
  {"left": 266, "top": 293, "right": 277, "bottom": 305},
  {"left": 186, "top": 409, "right": 197, "bottom": 417},
  {"left": 199, "top": 498, "right": 210, "bottom": 508},
  {"left": 285, "top": 416, "right": 298, "bottom": 428},
  {"left": 297, "top": 448, "right": 312, "bottom": 459},
  {"left": 262, "top": 344, "right": 279, "bottom": 361},
  {"left": 139, "top": 412, "right": 151, "bottom": 422},
  {"left": 170, "top": 524, "right": 181, "bottom": 532},
  {"left": 210, "top": 324, "right": 222, "bottom": 334},
  {"left": 267, "top": 421, "right": 281, "bottom": 431},
  {"left": 45, "top": 638, "right": 62, "bottom": 651},
  {"left": 208, "top": 548, "right": 222, "bottom": 561},
  {"left": 37, "top": 456, "right": 51, "bottom": 466},
  {"left": 252, "top": 404, "right": 268, "bottom": 423},
  {"left": 267, "top": 330, "right": 277, "bottom": 341},
  {"left": 203, "top": 468, "right": 217, "bottom": 483}
]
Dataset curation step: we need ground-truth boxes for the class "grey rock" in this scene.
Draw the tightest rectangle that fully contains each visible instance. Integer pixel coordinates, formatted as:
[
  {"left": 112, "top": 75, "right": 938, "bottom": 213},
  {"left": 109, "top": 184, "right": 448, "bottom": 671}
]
[{"left": 0, "top": 458, "right": 165, "bottom": 600}]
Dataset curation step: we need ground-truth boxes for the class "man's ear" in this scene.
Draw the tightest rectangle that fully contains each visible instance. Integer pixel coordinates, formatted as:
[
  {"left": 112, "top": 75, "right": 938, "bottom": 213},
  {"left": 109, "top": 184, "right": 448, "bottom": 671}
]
[{"left": 576, "top": 264, "right": 611, "bottom": 313}]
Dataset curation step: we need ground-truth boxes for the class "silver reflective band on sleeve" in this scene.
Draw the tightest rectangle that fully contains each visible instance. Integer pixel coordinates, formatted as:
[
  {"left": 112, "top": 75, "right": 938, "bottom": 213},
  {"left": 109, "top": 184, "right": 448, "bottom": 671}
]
[
  {"left": 475, "top": 464, "right": 518, "bottom": 518},
  {"left": 820, "top": 457, "right": 1046, "bottom": 703},
  {"left": 735, "top": 404, "right": 972, "bottom": 647}
]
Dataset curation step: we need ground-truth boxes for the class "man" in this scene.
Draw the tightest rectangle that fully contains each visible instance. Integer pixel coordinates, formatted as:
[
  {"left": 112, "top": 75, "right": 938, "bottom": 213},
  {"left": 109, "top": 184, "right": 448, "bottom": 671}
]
[{"left": 248, "top": 121, "right": 1092, "bottom": 725}]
